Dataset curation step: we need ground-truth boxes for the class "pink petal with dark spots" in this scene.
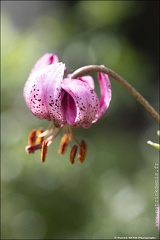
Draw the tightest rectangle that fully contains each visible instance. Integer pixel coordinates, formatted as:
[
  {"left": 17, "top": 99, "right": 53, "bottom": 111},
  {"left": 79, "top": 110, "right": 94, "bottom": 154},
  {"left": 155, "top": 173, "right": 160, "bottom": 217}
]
[
  {"left": 45, "top": 66, "right": 66, "bottom": 126},
  {"left": 62, "top": 78, "right": 99, "bottom": 128},
  {"left": 23, "top": 63, "right": 65, "bottom": 121}
]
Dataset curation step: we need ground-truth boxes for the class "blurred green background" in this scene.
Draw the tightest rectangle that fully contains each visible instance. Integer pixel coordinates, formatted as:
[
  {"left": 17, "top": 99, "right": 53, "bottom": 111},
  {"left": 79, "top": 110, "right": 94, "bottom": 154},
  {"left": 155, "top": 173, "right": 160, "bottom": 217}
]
[{"left": 1, "top": 1, "right": 159, "bottom": 239}]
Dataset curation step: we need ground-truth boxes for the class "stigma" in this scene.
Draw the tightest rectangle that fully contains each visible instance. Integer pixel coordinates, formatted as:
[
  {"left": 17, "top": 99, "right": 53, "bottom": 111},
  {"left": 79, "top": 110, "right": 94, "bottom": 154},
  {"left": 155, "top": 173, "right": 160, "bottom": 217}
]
[{"left": 25, "top": 123, "right": 87, "bottom": 164}]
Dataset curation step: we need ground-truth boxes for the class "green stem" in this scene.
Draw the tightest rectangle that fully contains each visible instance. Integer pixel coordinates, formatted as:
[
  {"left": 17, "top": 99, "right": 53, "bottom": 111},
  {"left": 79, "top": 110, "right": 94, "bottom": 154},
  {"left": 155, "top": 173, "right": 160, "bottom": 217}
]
[{"left": 71, "top": 65, "right": 160, "bottom": 124}]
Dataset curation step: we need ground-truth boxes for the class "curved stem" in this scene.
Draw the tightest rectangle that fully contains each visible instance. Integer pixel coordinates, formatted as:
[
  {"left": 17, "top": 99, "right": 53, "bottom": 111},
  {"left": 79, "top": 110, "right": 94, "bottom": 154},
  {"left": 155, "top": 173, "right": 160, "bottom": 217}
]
[{"left": 71, "top": 65, "right": 160, "bottom": 124}]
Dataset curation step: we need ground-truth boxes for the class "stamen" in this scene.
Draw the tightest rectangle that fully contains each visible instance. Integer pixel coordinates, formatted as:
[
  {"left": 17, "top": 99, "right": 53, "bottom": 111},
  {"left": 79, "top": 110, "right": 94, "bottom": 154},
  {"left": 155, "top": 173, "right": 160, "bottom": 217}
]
[
  {"left": 78, "top": 140, "right": 87, "bottom": 163},
  {"left": 46, "top": 128, "right": 61, "bottom": 146},
  {"left": 28, "top": 129, "right": 36, "bottom": 146},
  {"left": 26, "top": 123, "right": 88, "bottom": 164},
  {"left": 41, "top": 141, "right": 48, "bottom": 162},
  {"left": 36, "top": 128, "right": 44, "bottom": 144},
  {"left": 25, "top": 144, "right": 42, "bottom": 154},
  {"left": 58, "top": 134, "right": 70, "bottom": 154},
  {"left": 70, "top": 145, "right": 78, "bottom": 164},
  {"left": 38, "top": 122, "right": 55, "bottom": 137}
]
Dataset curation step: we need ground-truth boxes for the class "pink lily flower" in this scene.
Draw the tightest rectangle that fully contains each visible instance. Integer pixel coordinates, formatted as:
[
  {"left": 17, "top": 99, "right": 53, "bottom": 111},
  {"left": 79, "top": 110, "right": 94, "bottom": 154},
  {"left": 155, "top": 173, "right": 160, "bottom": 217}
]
[{"left": 23, "top": 53, "right": 111, "bottom": 163}]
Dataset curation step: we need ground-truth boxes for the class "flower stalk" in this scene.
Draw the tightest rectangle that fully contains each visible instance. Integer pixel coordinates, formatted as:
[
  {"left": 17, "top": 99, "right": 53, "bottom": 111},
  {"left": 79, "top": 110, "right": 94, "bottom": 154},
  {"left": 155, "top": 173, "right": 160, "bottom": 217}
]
[{"left": 71, "top": 65, "right": 160, "bottom": 124}]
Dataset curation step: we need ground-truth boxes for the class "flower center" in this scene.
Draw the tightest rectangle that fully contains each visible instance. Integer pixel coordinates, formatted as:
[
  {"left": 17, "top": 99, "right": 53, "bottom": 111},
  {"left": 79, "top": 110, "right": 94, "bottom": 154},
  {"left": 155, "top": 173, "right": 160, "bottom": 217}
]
[{"left": 25, "top": 123, "right": 87, "bottom": 164}]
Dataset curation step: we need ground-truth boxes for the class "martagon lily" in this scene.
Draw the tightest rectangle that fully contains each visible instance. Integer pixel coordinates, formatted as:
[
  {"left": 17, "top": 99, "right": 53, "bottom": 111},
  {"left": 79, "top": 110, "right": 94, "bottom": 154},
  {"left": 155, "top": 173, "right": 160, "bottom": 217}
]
[{"left": 23, "top": 53, "right": 112, "bottom": 164}]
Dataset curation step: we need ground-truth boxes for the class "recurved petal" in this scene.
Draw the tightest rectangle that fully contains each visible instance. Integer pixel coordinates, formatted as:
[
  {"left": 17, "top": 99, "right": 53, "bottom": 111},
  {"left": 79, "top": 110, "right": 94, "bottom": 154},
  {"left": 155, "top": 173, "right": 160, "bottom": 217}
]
[
  {"left": 31, "top": 53, "right": 59, "bottom": 73},
  {"left": 78, "top": 75, "right": 95, "bottom": 89},
  {"left": 62, "top": 78, "right": 99, "bottom": 128},
  {"left": 45, "top": 64, "right": 66, "bottom": 126},
  {"left": 97, "top": 70, "right": 112, "bottom": 119},
  {"left": 23, "top": 62, "right": 65, "bottom": 121}
]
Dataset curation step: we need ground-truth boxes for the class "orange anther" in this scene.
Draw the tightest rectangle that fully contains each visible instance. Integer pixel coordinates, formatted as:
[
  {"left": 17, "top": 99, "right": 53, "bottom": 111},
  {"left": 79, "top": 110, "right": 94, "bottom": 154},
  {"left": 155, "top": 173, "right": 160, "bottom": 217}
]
[
  {"left": 70, "top": 145, "right": 78, "bottom": 164},
  {"left": 58, "top": 134, "right": 70, "bottom": 154},
  {"left": 78, "top": 140, "right": 87, "bottom": 163},
  {"left": 41, "top": 141, "right": 48, "bottom": 162},
  {"left": 28, "top": 129, "right": 36, "bottom": 146},
  {"left": 36, "top": 128, "right": 44, "bottom": 144}
]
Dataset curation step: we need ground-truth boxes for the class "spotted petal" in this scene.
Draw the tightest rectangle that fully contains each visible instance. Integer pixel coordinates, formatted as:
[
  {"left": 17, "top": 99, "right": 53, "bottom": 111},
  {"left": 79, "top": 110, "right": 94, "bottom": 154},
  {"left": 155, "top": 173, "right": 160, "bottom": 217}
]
[
  {"left": 62, "top": 78, "right": 99, "bottom": 128},
  {"left": 23, "top": 63, "right": 65, "bottom": 121},
  {"left": 45, "top": 66, "right": 66, "bottom": 127}
]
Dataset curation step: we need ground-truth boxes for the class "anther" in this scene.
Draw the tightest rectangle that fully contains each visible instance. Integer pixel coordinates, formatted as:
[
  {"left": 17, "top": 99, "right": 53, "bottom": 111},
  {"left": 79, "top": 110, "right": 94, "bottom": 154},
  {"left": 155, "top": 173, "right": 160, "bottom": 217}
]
[
  {"left": 36, "top": 128, "right": 44, "bottom": 144},
  {"left": 78, "top": 140, "right": 87, "bottom": 163},
  {"left": 25, "top": 144, "right": 42, "bottom": 154},
  {"left": 70, "top": 145, "right": 78, "bottom": 164},
  {"left": 41, "top": 141, "right": 48, "bottom": 162},
  {"left": 28, "top": 129, "right": 36, "bottom": 146},
  {"left": 58, "top": 134, "right": 70, "bottom": 154}
]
